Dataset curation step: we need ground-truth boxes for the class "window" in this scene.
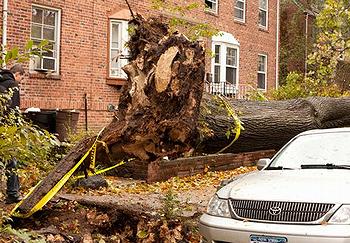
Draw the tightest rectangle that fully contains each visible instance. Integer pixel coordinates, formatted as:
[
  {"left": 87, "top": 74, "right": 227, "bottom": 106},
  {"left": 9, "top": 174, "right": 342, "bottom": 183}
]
[
  {"left": 226, "top": 47, "right": 237, "bottom": 84},
  {"left": 234, "top": 0, "right": 245, "bottom": 22},
  {"left": 213, "top": 44, "right": 238, "bottom": 85},
  {"left": 109, "top": 20, "right": 129, "bottom": 79},
  {"left": 259, "top": 0, "right": 268, "bottom": 29},
  {"left": 205, "top": 0, "right": 218, "bottom": 14},
  {"left": 211, "top": 43, "right": 239, "bottom": 96},
  {"left": 257, "top": 54, "right": 267, "bottom": 90},
  {"left": 209, "top": 32, "right": 239, "bottom": 96},
  {"left": 31, "top": 5, "right": 60, "bottom": 72},
  {"left": 214, "top": 45, "right": 221, "bottom": 83}
]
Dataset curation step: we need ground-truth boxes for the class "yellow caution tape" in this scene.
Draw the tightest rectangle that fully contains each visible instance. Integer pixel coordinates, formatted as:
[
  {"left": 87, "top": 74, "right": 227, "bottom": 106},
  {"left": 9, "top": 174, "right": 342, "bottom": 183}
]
[
  {"left": 74, "top": 139, "right": 126, "bottom": 179},
  {"left": 89, "top": 143, "right": 97, "bottom": 172},
  {"left": 74, "top": 160, "right": 126, "bottom": 179},
  {"left": 10, "top": 181, "right": 41, "bottom": 218},
  {"left": 11, "top": 127, "right": 106, "bottom": 218}
]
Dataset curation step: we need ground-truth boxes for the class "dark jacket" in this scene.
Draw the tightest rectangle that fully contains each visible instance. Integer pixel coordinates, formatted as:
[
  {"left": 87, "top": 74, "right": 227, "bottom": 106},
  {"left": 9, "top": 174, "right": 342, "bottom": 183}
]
[{"left": 0, "top": 70, "right": 20, "bottom": 108}]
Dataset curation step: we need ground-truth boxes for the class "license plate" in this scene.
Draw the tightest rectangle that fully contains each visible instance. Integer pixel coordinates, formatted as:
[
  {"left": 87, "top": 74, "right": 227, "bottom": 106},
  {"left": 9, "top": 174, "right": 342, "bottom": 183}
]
[{"left": 250, "top": 235, "right": 288, "bottom": 243}]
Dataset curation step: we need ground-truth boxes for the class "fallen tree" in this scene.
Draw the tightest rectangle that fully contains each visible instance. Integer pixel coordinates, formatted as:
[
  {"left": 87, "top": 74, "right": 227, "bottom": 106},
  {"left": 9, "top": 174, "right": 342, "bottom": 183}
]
[
  {"left": 16, "top": 14, "right": 205, "bottom": 215},
  {"left": 198, "top": 95, "right": 350, "bottom": 153},
  {"left": 16, "top": 14, "right": 350, "bottom": 215}
]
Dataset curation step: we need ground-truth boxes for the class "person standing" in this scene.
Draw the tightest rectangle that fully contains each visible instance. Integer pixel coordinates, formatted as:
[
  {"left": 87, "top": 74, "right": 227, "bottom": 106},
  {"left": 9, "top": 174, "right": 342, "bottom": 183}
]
[{"left": 0, "top": 63, "right": 25, "bottom": 204}]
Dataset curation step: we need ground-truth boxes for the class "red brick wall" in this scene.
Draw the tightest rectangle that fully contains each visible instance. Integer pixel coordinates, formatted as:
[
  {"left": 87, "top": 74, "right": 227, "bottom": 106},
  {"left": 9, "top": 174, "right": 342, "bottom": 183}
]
[
  {"left": 0, "top": 0, "right": 279, "bottom": 131},
  {"left": 119, "top": 150, "right": 276, "bottom": 182},
  {"left": 193, "top": 0, "right": 279, "bottom": 91}
]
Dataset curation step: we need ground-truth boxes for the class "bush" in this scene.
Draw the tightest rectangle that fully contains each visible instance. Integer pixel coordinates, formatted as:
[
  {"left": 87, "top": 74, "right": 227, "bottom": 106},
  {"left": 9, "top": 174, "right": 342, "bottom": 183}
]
[
  {"left": 271, "top": 72, "right": 306, "bottom": 100},
  {"left": 0, "top": 90, "right": 58, "bottom": 179},
  {"left": 270, "top": 72, "right": 349, "bottom": 100}
]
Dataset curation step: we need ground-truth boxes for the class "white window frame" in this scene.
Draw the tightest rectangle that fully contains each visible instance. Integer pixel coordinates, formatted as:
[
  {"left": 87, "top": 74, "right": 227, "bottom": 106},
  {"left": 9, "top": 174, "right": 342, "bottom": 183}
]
[
  {"left": 213, "top": 44, "right": 221, "bottom": 84},
  {"left": 109, "top": 19, "right": 129, "bottom": 79},
  {"left": 259, "top": 0, "right": 268, "bottom": 29},
  {"left": 30, "top": 4, "right": 61, "bottom": 74},
  {"left": 205, "top": 0, "right": 218, "bottom": 14},
  {"left": 211, "top": 41, "right": 240, "bottom": 94},
  {"left": 225, "top": 47, "right": 238, "bottom": 85},
  {"left": 257, "top": 54, "right": 267, "bottom": 90},
  {"left": 234, "top": 0, "right": 246, "bottom": 22}
]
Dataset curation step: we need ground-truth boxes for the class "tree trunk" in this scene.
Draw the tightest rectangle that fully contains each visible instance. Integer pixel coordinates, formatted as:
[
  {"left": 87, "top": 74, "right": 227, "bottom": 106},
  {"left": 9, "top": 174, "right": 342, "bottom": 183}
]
[
  {"left": 16, "top": 14, "right": 205, "bottom": 215},
  {"left": 198, "top": 94, "right": 350, "bottom": 154},
  {"left": 16, "top": 15, "right": 350, "bottom": 216}
]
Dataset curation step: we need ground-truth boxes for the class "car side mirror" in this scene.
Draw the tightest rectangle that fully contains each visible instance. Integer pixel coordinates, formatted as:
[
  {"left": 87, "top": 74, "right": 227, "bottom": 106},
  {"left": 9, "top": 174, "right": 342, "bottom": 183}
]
[{"left": 257, "top": 158, "right": 271, "bottom": 170}]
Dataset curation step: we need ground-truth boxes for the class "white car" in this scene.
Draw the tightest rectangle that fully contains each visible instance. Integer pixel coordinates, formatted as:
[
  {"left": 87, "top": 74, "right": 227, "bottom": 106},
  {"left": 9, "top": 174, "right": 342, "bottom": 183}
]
[{"left": 199, "top": 128, "right": 350, "bottom": 243}]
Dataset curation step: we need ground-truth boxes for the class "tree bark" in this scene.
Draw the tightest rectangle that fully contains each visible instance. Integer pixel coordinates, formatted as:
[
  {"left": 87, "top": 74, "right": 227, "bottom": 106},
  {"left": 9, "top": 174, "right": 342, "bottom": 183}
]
[
  {"left": 198, "top": 94, "right": 350, "bottom": 154},
  {"left": 16, "top": 14, "right": 205, "bottom": 215},
  {"left": 16, "top": 15, "right": 350, "bottom": 216}
]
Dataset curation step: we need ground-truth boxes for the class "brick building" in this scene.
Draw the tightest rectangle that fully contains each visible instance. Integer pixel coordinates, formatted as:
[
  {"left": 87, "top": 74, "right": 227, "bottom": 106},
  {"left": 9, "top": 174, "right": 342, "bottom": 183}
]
[
  {"left": 0, "top": 0, "right": 280, "bottom": 132},
  {"left": 279, "top": 0, "right": 316, "bottom": 83}
]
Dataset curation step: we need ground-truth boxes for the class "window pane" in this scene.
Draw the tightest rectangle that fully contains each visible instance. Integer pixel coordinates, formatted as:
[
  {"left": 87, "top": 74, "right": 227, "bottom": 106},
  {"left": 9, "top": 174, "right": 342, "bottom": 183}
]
[
  {"left": 31, "top": 6, "right": 59, "bottom": 72},
  {"left": 43, "top": 58, "right": 55, "bottom": 70},
  {"left": 110, "top": 20, "right": 129, "bottom": 78},
  {"left": 42, "top": 47, "right": 54, "bottom": 57},
  {"left": 234, "top": 9, "right": 244, "bottom": 20},
  {"left": 205, "top": 0, "right": 213, "bottom": 9},
  {"left": 43, "top": 43, "right": 55, "bottom": 57},
  {"left": 258, "top": 73, "right": 266, "bottom": 89},
  {"left": 271, "top": 133, "right": 350, "bottom": 168},
  {"left": 258, "top": 55, "right": 266, "bottom": 71},
  {"left": 119, "top": 59, "right": 128, "bottom": 77},
  {"left": 43, "top": 50, "right": 54, "bottom": 58},
  {"left": 32, "top": 8, "right": 43, "bottom": 23},
  {"left": 259, "top": 0, "right": 267, "bottom": 9},
  {"left": 111, "top": 50, "right": 120, "bottom": 68},
  {"left": 33, "top": 40, "right": 42, "bottom": 48},
  {"left": 226, "top": 47, "right": 237, "bottom": 66},
  {"left": 111, "top": 23, "right": 120, "bottom": 49},
  {"left": 205, "top": 0, "right": 217, "bottom": 10},
  {"left": 259, "top": 10, "right": 267, "bottom": 27},
  {"left": 43, "top": 27, "right": 55, "bottom": 41},
  {"left": 44, "top": 10, "right": 56, "bottom": 26},
  {"left": 31, "top": 24, "right": 42, "bottom": 39},
  {"left": 236, "top": 1, "right": 244, "bottom": 9},
  {"left": 226, "top": 67, "right": 236, "bottom": 85},
  {"left": 111, "top": 69, "right": 119, "bottom": 77},
  {"left": 214, "top": 65, "right": 220, "bottom": 83},
  {"left": 214, "top": 45, "right": 220, "bottom": 63}
]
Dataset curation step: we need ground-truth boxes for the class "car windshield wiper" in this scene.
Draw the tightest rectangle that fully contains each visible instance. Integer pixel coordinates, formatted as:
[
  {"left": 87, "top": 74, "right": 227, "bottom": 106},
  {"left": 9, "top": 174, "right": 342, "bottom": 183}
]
[
  {"left": 300, "top": 163, "right": 350, "bottom": 170},
  {"left": 265, "top": 166, "right": 294, "bottom": 170}
]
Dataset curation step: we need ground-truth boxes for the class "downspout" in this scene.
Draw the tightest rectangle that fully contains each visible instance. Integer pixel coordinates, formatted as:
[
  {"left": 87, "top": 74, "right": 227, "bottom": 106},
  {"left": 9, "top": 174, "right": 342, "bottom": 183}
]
[
  {"left": 2, "top": 0, "right": 8, "bottom": 67},
  {"left": 84, "top": 93, "right": 88, "bottom": 131},
  {"left": 275, "top": 0, "right": 280, "bottom": 89}
]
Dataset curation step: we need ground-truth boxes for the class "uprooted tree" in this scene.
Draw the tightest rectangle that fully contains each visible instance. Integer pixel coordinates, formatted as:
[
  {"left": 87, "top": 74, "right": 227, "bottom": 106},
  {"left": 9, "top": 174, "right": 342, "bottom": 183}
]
[{"left": 16, "top": 14, "right": 350, "bottom": 215}]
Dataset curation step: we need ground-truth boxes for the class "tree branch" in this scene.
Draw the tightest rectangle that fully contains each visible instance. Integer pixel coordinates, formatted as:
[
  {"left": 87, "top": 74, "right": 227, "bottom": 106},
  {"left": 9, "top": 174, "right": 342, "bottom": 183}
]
[{"left": 124, "top": 0, "right": 135, "bottom": 19}]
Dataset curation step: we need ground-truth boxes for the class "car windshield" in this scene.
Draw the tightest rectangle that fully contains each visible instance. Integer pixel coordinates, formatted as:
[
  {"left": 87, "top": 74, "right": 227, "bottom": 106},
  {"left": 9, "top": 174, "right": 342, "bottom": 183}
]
[{"left": 268, "top": 131, "right": 350, "bottom": 169}]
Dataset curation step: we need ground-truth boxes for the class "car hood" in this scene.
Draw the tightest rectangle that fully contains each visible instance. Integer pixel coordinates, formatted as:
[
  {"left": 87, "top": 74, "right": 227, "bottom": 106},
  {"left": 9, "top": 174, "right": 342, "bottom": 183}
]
[{"left": 217, "top": 170, "right": 350, "bottom": 204}]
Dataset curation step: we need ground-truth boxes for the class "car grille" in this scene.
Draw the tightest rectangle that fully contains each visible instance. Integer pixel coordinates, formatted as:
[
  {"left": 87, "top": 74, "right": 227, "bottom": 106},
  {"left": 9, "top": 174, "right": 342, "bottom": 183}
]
[{"left": 230, "top": 199, "right": 335, "bottom": 223}]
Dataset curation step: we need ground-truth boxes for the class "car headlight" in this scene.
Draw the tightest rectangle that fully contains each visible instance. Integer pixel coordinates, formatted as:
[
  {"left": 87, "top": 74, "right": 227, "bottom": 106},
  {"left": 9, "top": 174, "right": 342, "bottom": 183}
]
[
  {"left": 207, "top": 194, "right": 231, "bottom": 218},
  {"left": 329, "top": 205, "right": 350, "bottom": 224}
]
